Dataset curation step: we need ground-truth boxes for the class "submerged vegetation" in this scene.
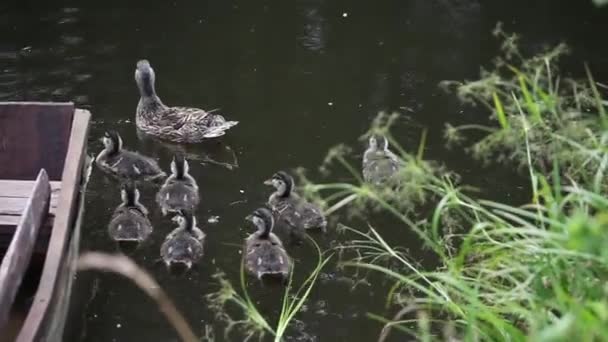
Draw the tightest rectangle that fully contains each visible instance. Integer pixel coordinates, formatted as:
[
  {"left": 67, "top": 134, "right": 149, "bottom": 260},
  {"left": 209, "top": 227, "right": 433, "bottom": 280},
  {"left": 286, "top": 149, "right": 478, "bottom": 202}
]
[
  {"left": 206, "top": 237, "right": 331, "bottom": 341},
  {"left": 297, "top": 27, "right": 608, "bottom": 341}
]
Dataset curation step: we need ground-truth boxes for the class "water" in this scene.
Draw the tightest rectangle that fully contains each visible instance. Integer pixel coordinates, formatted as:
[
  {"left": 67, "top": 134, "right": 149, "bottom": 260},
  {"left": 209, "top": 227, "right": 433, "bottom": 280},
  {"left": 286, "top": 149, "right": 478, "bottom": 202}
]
[{"left": 2, "top": 1, "right": 608, "bottom": 341}]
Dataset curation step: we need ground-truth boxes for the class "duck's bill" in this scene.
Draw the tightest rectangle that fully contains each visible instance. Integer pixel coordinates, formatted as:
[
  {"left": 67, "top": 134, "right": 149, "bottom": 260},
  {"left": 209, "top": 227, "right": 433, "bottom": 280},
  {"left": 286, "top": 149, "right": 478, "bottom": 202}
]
[
  {"left": 245, "top": 214, "right": 253, "bottom": 222},
  {"left": 263, "top": 179, "right": 273, "bottom": 185}
]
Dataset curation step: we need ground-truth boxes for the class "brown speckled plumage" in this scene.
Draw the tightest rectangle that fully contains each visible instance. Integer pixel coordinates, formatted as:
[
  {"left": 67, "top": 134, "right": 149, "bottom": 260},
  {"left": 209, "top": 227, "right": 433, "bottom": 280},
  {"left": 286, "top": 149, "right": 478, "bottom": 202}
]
[{"left": 135, "top": 60, "right": 238, "bottom": 143}]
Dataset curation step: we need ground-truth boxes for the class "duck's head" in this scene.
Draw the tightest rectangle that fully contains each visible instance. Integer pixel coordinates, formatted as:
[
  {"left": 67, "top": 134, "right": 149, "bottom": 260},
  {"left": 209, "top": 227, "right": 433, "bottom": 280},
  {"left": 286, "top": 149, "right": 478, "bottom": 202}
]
[
  {"left": 264, "top": 171, "right": 294, "bottom": 197},
  {"left": 135, "top": 59, "right": 156, "bottom": 97},
  {"left": 368, "top": 135, "right": 389, "bottom": 151},
  {"left": 170, "top": 155, "right": 189, "bottom": 179},
  {"left": 120, "top": 182, "right": 140, "bottom": 206},
  {"left": 173, "top": 209, "right": 196, "bottom": 232},
  {"left": 102, "top": 130, "right": 122, "bottom": 155},
  {"left": 246, "top": 207, "right": 274, "bottom": 238}
]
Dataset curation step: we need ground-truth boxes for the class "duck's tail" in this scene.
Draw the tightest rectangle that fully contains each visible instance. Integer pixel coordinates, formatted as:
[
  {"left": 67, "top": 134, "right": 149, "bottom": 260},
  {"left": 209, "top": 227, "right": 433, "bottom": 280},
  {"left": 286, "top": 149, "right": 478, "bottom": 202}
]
[{"left": 203, "top": 120, "right": 239, "bottom": 138}]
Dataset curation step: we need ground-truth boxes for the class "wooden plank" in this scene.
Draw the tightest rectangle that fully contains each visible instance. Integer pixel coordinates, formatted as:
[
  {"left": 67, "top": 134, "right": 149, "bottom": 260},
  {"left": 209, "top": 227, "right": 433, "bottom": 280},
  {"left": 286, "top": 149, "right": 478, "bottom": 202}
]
[
  {"left": 0, "top": 169, "right": 51, "bottom": 331},
  {"left": 0, "top": 102, "right": 74, "bottom": 180},
  {"left": 0, "top": 215, "right": 54, "bottom": 232},
  {"left": 0, "top": 181, "right": 59, "bottom": 228},
  {"left": 0, "top": 180, "right": 61, "bottom": 197},
  {"left": 18, "top": 109, "right": 90, "bottom": 342},
  {"left": 36, "top": 178, "right": 86, "bottom": 339},
  {"left": 0, "top": 195, "right": 59, "bottom": 216}
]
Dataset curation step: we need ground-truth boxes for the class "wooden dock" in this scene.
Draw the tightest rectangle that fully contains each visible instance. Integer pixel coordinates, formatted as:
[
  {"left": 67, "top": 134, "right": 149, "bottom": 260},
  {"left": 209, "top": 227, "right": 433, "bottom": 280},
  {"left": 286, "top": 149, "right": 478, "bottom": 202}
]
[{"left": 0, "top": 102, "right": 91, "bottom": 341}]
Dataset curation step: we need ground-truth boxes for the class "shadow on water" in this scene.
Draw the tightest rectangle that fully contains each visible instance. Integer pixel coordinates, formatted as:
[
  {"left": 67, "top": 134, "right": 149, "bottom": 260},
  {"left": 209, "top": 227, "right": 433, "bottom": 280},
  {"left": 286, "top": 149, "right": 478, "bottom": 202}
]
[{"left": 1, "top": 0, "right": 608, "bottom": 341}]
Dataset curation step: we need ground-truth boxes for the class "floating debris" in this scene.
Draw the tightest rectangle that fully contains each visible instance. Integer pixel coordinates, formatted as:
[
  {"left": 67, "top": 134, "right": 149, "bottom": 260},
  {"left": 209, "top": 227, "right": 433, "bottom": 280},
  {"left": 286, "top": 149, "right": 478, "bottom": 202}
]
[{"left": 207, "top": 216, "right": 220, "bottom": 224}]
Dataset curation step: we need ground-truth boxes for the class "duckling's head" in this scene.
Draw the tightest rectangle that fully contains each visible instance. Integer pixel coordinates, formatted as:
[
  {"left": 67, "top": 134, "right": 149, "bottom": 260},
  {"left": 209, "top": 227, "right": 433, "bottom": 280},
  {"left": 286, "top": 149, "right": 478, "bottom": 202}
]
[
  {"left": 246, "top": 207, "right": 274, "bottom": 238},
  {"left": 368, "top": 135, "right": 389, "bottom": 151},
  {"left": 135, "top": 59, "right": 156, "bottom": 97},
  {"left": 120, "top": 182, "right": 140, "bottom": 206},
  {"left": 103, "top": 130, "right": 122, "bottom": 155},
  {"left": 170, "top": 155, "right": 189, "bottom": 179},
  {"left": 264, "top": 171, "right": 294, "bottom": 197},
  {"left": 173, "top": 209, "right": 196, "bottom": 232}
]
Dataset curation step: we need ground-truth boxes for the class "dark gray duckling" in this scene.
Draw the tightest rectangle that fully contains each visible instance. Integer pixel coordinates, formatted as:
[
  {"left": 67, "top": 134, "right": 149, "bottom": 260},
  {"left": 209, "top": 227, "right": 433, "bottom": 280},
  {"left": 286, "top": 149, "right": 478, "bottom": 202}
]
[
  {"left": 95, "top": 130, "right": 166, "bottom": 182},
  {"left": 135, "top": 59, "right": 238, "bottom": 142},
  {"left": 160, "top": 210, "right": 205, "bottom": 270},
  {"left": 156, "top": 155, "right": 200, "bottom": 216},
  {"left": 264, "top": 171, "right": 327, "bottom": 234},
  {"left": 243, "top": 208, "right": 291, "bottom": 281},
  {"left": 362, "top": 135, "right": 400, "bottom": 185},
  {"left": 107, "top": 182, "right": 153, "bottom": 244}
]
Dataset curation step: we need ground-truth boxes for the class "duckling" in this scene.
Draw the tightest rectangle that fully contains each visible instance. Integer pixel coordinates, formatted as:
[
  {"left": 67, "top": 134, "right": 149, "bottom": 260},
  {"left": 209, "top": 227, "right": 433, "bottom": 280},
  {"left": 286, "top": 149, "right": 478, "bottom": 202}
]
[
  {"left": 362, "top": 135, "right": 401, "bottom": 185},
  {"left": 156, "top": 155, "right": 200, "bottom": 216},
  {"left": 135, "top": 59, "right": 238, "bottom": 143},
  {"left": 160, "top": 210, "right": 205, "bottom": 270},
  {"left": 107, "top": 182, "right": 153, "bottom": 244},
  {"left": 243, "top": 208, "right": 291, "bottom": 281},
  {"left": 264, "top": 171, "right": 327, "bottom": 235},
  {"left": 95, "top": 130, "right": 166, "bottom": 182}
]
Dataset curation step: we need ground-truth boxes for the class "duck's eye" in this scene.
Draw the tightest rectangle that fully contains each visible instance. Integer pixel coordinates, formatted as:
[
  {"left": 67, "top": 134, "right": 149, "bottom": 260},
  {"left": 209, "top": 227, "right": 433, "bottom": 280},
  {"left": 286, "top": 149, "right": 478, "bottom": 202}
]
[
  {"left": 254, "top": 243, "right": 261, "bottom": 247},
  {"left": 271, "top": 242, "right": 278, "bottom": 246}
]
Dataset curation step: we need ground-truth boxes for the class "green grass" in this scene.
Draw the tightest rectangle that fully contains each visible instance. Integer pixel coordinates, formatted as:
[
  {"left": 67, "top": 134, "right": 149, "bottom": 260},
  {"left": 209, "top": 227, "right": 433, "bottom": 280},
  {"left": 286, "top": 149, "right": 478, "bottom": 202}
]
[
  {"left": 441, "top": 24, "right": 608, "bottom": 194},
  {"left": 296, "top": 27, "right": 608, "bottom": 340},
  {"left": 206, "top": 236, "right": 332, "bottom": 341},
  {"left": 304, "top": 129, "right": 608, "bottom": 340}
]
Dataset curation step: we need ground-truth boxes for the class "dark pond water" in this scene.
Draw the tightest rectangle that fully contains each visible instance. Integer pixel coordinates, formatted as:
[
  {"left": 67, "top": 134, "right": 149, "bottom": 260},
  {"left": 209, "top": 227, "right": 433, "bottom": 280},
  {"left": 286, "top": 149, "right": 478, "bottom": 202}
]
[{"left": 2, "top": 0, "right": 608, "bottom": 341}]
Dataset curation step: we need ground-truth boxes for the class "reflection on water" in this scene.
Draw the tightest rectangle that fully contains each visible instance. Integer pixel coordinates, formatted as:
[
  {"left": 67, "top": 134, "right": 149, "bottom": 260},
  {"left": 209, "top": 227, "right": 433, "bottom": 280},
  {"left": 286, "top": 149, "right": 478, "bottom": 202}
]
[
  {"left": 2, "top": 0, "right": 607, "bottom": 341},
  {"left": 0, "top": 6, "right": 93, "bottom": 104},
  {"left": 137, "top": 130, "right": 240, "bottom": 170}
]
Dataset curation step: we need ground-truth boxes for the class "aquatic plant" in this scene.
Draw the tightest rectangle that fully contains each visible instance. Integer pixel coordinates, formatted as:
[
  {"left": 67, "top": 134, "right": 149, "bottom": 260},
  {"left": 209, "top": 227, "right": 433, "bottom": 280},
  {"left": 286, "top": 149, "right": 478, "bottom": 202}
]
[
  {"left": 205, "top": 237, "right": 332, "bottom": 341},
  {"left": 301, "top": 104, "right": 608, "bottom": 339},
  {"left": 306, "top": 111, "right": 456, "bottom": 219},
  {"left": 441, "top": 23, "right": 608, "bottom": 194}
]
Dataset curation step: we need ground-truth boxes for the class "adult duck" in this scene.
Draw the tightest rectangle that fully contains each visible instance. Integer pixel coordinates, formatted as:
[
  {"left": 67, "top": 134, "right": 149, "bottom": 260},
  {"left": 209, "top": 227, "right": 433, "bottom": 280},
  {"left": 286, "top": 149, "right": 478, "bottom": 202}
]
[{"left": 135, "top": 59, "right": 238, "bottom": 143}]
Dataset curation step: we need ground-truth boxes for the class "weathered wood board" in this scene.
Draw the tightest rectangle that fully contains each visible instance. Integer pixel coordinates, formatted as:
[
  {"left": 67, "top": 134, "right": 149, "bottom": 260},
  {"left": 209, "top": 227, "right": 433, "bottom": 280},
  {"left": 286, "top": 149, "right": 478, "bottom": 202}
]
[
  {"left": 0, "top": 180, "right": 61, "bottom": 226},
  {"left": 0, "top": 170, "right": 51, "bottom": 331},
  {"left": 17, "top": 108, "right": 91, "bottom": 342}
]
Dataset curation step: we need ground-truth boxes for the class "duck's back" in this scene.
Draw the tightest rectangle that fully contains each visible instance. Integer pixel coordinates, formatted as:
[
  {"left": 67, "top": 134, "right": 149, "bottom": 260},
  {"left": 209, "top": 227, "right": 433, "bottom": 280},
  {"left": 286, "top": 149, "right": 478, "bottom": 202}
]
[
  {"left": 244, "top": 234, "right": 289, "bottom": 277},
  {"left": 139, "top": 104, "right": 238, "bottom": 142},
  {"left": 363, "top": 151, "right": 400, "bottom": 184},
  {"left": 157, "top": 179, "right": 200, "bottom": 212},
  {"left": 271, "top": 193, "right": 326, "bottom": 230},
  {"left": 108, "top": 207, "right": 153, "bottom": 241},
  {"left": 161, "top": 229, "right": 204, "bottom": 262},
  {"left": 116, "top": 150, "right": 165, "bottom": 179}
]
